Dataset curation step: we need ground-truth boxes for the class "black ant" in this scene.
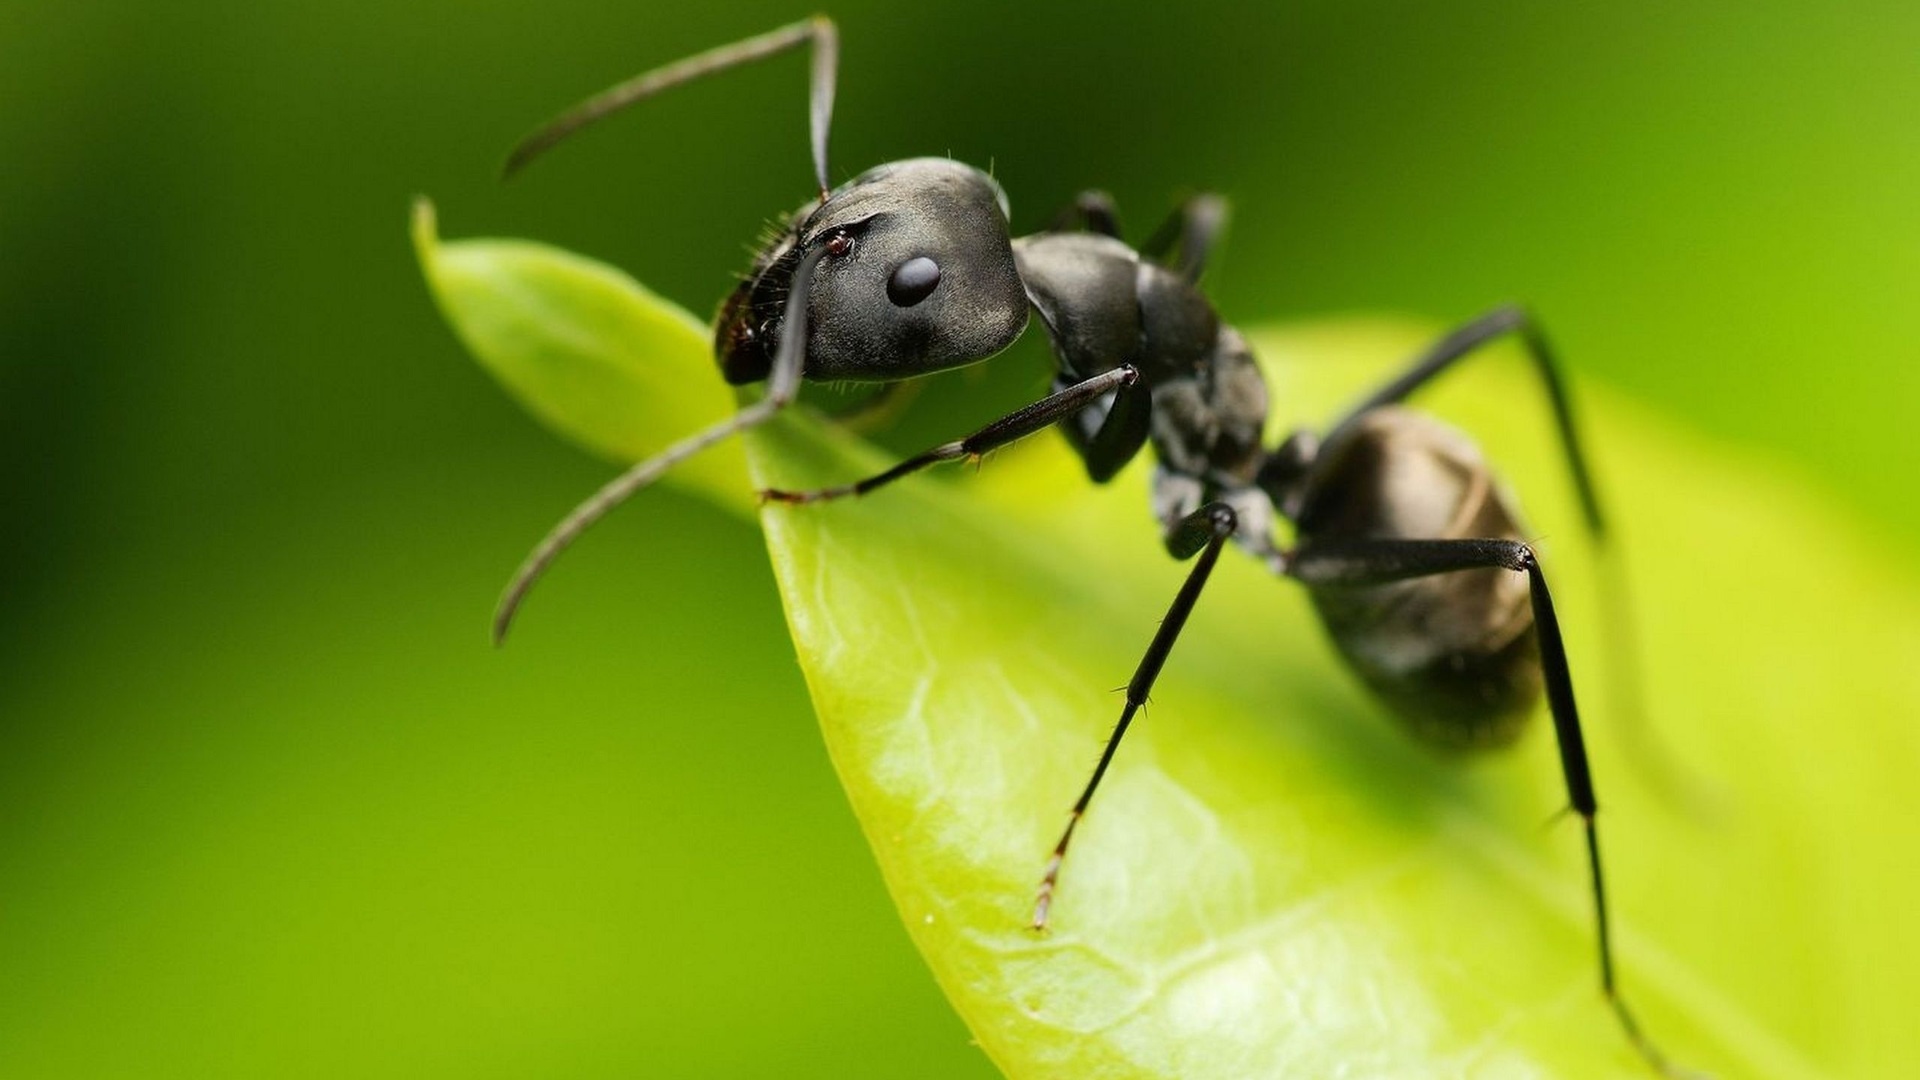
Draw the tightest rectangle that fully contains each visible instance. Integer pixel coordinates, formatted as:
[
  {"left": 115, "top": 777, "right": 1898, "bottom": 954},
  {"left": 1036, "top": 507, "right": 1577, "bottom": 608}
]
[{"left": 491, "top": 17, "right": 1695, "bottom": 1077}]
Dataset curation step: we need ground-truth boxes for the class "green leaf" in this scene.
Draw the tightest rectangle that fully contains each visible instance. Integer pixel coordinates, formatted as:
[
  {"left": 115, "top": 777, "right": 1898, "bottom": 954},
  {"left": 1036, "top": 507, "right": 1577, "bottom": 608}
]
[
  {"left": 418, "top": 213, "right": 1920, "bottom": 1078},
  {"left": 411, "top": 197, "right": 752, "bottom": 517}
]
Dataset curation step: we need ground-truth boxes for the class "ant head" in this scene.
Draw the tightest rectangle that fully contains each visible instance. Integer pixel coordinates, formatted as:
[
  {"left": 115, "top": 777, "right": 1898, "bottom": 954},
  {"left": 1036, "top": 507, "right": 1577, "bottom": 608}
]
[{"left": 717, "top": 158, "right": 1029, "bottom": 385}]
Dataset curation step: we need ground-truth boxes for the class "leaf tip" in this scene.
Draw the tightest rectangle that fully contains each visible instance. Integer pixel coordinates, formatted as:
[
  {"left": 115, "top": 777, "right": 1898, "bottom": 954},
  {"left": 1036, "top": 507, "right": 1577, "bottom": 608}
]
[{"left": 410, "top": 196, "right": 439, "bottom": 264}]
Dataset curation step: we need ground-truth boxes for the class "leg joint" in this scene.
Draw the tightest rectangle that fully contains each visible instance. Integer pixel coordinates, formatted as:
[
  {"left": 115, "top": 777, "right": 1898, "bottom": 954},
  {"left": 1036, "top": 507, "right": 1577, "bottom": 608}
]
[
  {"left": 1205, "top": 499, "right": 1236, "bottom": 534},
  {"left": 1485, "top": 300, "right": 1532, "bottom": 331},
  {"left": 1510, "top": 540, "right": 1539, "bottom": 573},
  {"left": 1204, "top": 501, "right": 1238, "bottom": 536},
  {"left": 1164, "top": 500, "right": 1238, "bottom": 559}
]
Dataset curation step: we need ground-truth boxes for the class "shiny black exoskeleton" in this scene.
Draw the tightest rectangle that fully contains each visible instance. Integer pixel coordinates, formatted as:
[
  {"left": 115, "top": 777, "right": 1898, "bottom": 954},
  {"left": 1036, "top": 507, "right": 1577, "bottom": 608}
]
[{"left": 489, "top": 17, "right": 1691, "bottom": 1076}]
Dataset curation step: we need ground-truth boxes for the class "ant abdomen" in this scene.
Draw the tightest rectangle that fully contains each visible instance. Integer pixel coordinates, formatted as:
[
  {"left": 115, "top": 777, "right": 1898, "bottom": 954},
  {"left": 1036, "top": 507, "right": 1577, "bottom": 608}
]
[{"left": 1296, "top": 407, "right": 1542, "bottom": 746}]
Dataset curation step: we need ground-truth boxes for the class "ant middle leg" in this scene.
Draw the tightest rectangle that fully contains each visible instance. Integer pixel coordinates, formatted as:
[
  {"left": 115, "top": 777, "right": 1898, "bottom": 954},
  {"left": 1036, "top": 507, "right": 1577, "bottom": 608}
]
[
  {"left": 760, "top": 364, "right": 1147, "bottom": 504},
  {"left": 1138, "top": 194, "right": 1229, "bottom": 283},
  {"left": 1033, "top": 500, "right": 1239, "bottom": 930},
  {"left": 1287, "top": 536, "right": 1695, "bottom": 1078},
  {"left": 1049, "top": 190, "right": 1124, "bottom": 237},
  {"left": 1049, "top": 191, "right": 1230, "bottom": 284}
]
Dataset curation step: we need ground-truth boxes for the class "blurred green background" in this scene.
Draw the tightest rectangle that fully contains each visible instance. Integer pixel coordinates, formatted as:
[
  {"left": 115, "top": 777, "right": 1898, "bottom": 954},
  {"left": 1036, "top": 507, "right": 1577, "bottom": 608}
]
[{"left": 4, "top": 2, "right": 1917, "bottom": 1077}]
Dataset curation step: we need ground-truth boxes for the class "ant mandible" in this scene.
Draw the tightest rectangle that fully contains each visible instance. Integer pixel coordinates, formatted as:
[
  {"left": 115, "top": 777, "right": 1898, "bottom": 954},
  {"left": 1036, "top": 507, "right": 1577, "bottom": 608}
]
[{"left": 491, "top": 17, "right": 1694, "bottom": 1077}]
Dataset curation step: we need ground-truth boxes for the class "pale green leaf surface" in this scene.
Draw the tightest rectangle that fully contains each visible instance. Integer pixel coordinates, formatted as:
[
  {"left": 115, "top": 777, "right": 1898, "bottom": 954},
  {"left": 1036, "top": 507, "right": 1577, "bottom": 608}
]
[
  {"left": 411, "top": 198, "right": 751, "bottom": 516},
  {"left": 418, "top": 217, "right": 1920, "bottom": 1078}
]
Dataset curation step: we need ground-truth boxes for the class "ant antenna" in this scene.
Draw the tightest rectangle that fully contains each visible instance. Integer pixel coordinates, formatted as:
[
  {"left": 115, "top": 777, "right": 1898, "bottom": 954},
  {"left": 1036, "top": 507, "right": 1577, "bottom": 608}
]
[
  {"left": 503, "top": 16, "right": 839, "bottom": 200},
  {"left": 491, "top": 248, "right": 825, "bottom": 645}
]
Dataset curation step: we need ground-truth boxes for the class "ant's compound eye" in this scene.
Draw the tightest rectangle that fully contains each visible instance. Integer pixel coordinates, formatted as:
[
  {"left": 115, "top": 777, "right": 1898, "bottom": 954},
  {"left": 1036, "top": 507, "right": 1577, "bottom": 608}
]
[
  {"left": 825, "top": 231, "right": 855, "bottom": 258},
  {"left": 886, "top": 256, "right": 942, "bottom": 308}
]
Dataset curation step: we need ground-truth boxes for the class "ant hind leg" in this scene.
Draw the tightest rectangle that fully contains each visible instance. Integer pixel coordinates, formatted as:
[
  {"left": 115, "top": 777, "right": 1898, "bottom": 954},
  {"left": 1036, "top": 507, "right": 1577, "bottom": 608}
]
[{"left": 1287, "top": 536, "right": 1700, "bottom": 1078}]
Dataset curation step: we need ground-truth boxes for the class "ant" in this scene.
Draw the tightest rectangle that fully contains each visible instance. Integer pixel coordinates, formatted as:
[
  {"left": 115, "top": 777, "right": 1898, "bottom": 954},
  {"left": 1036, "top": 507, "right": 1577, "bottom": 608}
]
[{"left": 491, "top": 16, "right": 1695, "bottom": 1077}]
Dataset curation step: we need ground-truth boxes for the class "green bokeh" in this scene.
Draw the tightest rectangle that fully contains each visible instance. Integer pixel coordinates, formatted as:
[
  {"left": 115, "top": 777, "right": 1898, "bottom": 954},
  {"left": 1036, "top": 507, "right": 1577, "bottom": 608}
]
[{"left": 4, "top": 3, "right": 1918, "bottom": 1078}]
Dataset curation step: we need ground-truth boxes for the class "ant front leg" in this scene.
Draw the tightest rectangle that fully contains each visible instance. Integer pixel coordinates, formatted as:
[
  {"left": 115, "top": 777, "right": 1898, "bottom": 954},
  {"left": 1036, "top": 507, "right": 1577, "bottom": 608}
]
[
  {"left": 760, "top": 365, "right": 1146, "bottom": 504},
  {"left": 1288, "top": 537, "right": 1697, "bottom": 1079},
  {"left": 1033, "top": 500, "right": 1239, "bottom": 930}
]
